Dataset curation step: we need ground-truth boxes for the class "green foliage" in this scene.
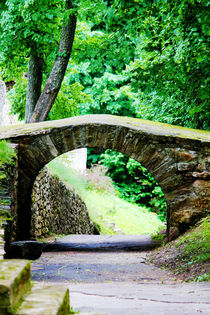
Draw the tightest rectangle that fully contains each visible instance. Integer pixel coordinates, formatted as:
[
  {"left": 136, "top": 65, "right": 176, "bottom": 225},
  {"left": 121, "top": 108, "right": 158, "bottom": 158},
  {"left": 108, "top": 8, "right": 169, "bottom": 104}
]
[
  {"left": 0, "top": 141, "right": 16, "bottom": 218},
  {"left": 67, "top": 20, "right": 137, "bottom": 117},
  {"left": 67, "top": 1, "right": 210, "bottom": 129},
  {"left": 172, "top": 217, "right": 210, "bottom": 281},
  {"left": 196, "top": 273, "right": 210, "bottom": 282},
  {"left": 85, "top": 165, "right": 116, "bottom": 194},
  {"left": 1, "top": 0, "right": 209, "bottom": 129},
  {"left": 124, "top": 0, "right": 210, "bottom": 129},
  {"left": 47, "top": 157, "right": 164, "bottom": 235},
  {"left": 8, "top": 78, "right": 27, "bottom": 120},
  {"left": 0, "top": 0, "right": 64, "bottom": 78},
  {"left": 0, "top": 141, "right": 15, "bottom": 166},
  {"left": 48, "top": 81, "right": 89, "bottom": 120},
  {"left": 88, "top": 149, "right": 166, "bottom": 221},
  {"left": 79, "top": 72, "right": 137, "bottom": 117},
  {"left": 149, "top": 216, "right": 210, "bottom": 281}
]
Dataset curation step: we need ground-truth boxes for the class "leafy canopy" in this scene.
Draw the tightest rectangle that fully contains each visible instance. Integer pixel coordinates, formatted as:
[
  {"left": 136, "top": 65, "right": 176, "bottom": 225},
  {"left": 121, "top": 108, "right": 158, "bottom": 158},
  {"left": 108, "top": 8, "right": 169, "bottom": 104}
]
[{"left": 1, "top": 0, "right": 209, "bottom": 129}]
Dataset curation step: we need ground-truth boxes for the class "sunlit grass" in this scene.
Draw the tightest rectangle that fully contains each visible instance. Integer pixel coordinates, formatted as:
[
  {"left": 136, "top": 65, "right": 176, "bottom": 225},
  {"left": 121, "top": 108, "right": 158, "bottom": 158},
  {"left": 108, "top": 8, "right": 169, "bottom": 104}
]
[
  {"left": 47, "top": 158, "right": 165, "bottom": 235},
  {"left": 176, "top": 217, "right": 210, "bottom": 265}
]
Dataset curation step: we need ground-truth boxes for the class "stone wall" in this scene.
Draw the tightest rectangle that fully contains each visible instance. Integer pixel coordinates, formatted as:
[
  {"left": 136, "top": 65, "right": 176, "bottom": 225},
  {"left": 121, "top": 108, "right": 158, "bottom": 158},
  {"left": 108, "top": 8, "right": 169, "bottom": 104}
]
[{"left": 31, "top": 168, "right": 95, "bottom": 238}]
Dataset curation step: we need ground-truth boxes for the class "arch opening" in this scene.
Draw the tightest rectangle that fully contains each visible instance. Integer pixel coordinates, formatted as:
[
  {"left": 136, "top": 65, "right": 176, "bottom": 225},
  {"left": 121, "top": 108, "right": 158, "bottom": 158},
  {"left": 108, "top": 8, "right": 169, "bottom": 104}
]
[{"left": 30, "top": 147, "right": 167, "bottom": 240}]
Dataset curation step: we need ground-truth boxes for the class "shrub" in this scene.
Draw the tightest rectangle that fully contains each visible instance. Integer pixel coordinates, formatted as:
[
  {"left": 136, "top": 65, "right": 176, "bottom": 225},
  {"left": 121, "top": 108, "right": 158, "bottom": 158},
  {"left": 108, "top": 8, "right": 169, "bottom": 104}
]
[
  {"left": 0, "top": 141, "right": 16, "bottom": 220},
  {"left": 85, "top": 164, "right": 116, "bottom": 195},
  {"left": 88, "top": 149, "right": 166, "bottom": 221}
]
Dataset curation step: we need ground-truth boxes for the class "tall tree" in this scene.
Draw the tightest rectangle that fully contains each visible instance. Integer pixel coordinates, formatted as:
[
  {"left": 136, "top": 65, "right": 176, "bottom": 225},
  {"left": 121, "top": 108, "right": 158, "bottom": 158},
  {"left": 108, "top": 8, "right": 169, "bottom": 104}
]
[
  {"left": 30, "top": 0, "right": 77, "bottom": 122},
  {"left": 25, "top": 48, "right": 43, "bottom": 122},
  {"left": 0, "top": 0, "right": 77, "bottom": 123}
]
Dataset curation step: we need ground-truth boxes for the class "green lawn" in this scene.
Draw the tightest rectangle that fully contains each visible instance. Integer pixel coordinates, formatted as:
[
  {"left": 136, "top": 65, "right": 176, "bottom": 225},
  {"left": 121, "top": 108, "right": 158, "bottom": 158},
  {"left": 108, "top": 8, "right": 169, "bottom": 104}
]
[{"left": 47, "top": 158, "right": 165, "bottom": 235}]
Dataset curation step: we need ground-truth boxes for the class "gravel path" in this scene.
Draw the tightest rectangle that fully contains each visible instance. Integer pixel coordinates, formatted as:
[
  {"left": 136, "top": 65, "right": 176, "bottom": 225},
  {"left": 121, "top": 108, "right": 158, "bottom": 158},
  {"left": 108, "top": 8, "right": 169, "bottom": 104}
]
[{"left": 31, "top": 235, "right": 210, "bottom": 315}]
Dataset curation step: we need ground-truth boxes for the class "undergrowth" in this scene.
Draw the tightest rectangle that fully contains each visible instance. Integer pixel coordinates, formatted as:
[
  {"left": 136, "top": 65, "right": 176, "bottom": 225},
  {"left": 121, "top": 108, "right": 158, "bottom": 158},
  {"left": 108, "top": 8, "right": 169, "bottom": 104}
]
[
  {"left": 88, "top": 149, "right": 167, "bottom": 222},
  {"left": 176, "top": 217, "right": 210, "bottom": 266},
  {"left": 149, "top": 217, "right": 210, "bottom": 282},
  {"left": 47, "top": 157, "right": 164, "bottom": 235}
]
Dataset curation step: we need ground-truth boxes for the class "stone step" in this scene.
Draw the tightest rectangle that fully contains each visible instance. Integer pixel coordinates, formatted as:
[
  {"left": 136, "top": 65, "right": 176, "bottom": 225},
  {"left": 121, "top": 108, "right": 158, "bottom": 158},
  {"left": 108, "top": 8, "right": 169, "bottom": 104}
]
[
  {"left": 0, "top": 259, "right": 31, "bottom": 314},
  {"left": 16, "top": 284, "right": 70, "bottom": 315},
  {"left": 0, "top": 259, "right": 71, "bottom": 314}
]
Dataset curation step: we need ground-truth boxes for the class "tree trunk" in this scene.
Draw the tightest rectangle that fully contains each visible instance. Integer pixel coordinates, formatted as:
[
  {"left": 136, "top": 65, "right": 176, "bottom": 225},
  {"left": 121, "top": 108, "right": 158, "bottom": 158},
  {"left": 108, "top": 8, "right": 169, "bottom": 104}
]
[
  {"left": 25, "top": 52, "right": 43, "bottom": 123},
  {"left": 30, "top": 0, "right": 77, "bottom": 123}
]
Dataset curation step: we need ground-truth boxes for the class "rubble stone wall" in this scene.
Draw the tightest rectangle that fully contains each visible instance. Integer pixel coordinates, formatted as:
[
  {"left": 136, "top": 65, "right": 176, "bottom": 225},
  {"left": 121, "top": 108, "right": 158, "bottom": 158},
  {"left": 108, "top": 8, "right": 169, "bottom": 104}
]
[{"left": 31, "top": 168, "right": 95, "bottom": 238}]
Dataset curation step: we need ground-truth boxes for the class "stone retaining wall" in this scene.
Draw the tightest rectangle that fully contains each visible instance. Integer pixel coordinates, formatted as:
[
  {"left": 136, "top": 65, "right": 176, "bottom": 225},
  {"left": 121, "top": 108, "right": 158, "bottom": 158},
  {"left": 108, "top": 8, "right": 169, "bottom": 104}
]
[{"left": 31, "top": 168, "right": 95, "bottom": 238}]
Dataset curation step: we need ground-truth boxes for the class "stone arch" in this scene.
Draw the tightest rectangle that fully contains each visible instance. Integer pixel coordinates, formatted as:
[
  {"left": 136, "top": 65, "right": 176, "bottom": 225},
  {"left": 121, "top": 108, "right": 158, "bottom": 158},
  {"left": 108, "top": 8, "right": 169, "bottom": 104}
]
[{"left": 1, "top": 115, "right": 209, "bottom": 241}]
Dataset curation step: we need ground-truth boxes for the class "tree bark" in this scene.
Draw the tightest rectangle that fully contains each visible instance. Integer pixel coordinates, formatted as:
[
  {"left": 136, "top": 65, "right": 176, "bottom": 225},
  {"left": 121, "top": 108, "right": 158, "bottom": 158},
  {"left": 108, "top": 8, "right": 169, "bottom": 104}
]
[
  {"left": 30, "top": 0, "right": 77, "bottom": 123},
  {"left": 25, "top": 52, "right": 43, "bottom": 123}
]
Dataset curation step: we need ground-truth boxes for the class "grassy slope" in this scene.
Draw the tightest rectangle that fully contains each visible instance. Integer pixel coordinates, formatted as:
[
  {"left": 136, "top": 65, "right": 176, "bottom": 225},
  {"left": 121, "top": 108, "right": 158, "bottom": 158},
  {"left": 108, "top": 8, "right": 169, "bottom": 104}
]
[
  {"left": 148, "top": 217, "right": 210, "bottom": 281},
  {"left": 47, "top": 159, "right": 164, "bottom": 235}
]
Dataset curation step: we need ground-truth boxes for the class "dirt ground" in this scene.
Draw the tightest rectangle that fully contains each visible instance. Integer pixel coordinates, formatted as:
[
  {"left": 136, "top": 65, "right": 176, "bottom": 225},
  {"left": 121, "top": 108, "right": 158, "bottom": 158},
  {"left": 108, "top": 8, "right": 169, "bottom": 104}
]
[{"left": 148, "top": 235, "right": 210, "bottom": 282}]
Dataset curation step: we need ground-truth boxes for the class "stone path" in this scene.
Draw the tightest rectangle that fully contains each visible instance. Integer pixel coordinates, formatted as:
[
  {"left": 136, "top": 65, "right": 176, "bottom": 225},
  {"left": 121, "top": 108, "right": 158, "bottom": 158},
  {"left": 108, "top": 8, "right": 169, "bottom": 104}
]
[{"left": 31, "top": 235, "right": 210, "bottom": 314}]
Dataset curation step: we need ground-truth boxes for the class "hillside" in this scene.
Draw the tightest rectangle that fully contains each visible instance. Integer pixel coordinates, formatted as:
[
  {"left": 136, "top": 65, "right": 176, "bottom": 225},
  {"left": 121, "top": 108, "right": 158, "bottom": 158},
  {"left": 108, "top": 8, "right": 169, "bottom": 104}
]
[
  {"left": 148, "top": 217, "right": 210, "bottom": 281},
  {"left": 47, "top": 159, "right": 165, "bottom": 235}
]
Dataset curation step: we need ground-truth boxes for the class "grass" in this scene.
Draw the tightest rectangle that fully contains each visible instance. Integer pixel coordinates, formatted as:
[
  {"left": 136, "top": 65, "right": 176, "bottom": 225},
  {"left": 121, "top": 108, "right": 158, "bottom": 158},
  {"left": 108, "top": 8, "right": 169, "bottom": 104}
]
[
  {"left": 148, "top": 217, "right": 210, "bottom": 281},
  {"left": 175, "top": 217, "right": 210, "bottom": 265},
  {"left": 47, "top": 158, "right": 164, "bottom": 235}
]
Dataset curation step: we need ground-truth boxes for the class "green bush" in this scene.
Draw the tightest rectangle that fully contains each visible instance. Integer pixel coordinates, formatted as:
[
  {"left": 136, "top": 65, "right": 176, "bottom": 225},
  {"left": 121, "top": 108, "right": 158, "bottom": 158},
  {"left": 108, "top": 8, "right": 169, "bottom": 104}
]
[
  {"left": 88, "top": 149, "right": 166, "bottom": 222},
  {"left": 0, "top": 140, "right": 15, "bottom": 167},
  {"left": 8, "top": 78, "right": 27, "bottom": 121},
  {"left": 0, "top": 141, "right": 16, "bottom": 220},
  {"left": 85, "top": 164, "right": 116, "bottom": 195}
]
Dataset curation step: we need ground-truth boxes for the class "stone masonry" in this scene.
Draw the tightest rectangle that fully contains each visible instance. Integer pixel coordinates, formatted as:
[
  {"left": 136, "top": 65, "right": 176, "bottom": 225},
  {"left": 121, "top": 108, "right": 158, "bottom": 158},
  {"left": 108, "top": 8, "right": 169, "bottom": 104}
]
[
  {"left": 0, "top": 114, "right": 209, "bottom": 243},
  {"left": 31, "top": 167, "right": 94, "bottom": 238}
]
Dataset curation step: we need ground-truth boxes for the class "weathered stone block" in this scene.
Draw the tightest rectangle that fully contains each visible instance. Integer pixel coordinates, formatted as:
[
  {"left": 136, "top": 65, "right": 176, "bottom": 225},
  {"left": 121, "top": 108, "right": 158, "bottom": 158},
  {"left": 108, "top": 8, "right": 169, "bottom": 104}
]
[
  {"left": 193, "top": 180, "right": 210, "bottom": 189},
  {"left": 17, "top": 284, "right": 70, "bottom": 315},
  {"left": 177, "top": 150, "right": 198, "bottom": 162},
  {"left": 0, "top": 259, "right": 31, "bottom": 314},
  {"left": 192, "top": 171, "right": 210, "bottom": 178},
  {"left": 177, "top": 162, "right": 195, "bottom": 171}
]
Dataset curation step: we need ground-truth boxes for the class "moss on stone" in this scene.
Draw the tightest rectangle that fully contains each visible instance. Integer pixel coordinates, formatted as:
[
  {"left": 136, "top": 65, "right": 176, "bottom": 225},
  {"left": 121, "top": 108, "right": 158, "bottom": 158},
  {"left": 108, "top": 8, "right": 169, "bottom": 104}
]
[
  {"left": 57, "top": 288, "right": 70, "bottom": 315},
  {"left": 0, "top": 114, "right": 209, "bottom": 143},
  {"left": 118, "top": 116, "right": 210, "bottom": 141},
  {"left": 0, "top": 260, "right": 31, "bottom": 313},
  {"left": 16, "top": 284, "right": 70, "bottom": 314}
]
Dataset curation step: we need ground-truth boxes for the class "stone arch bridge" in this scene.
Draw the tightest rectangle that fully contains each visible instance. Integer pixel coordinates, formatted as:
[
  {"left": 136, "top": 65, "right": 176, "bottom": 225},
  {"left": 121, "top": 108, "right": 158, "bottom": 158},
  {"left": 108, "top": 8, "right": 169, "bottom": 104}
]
[{"left": 0, "top": 114, "right": 209, "bottom": 242}]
